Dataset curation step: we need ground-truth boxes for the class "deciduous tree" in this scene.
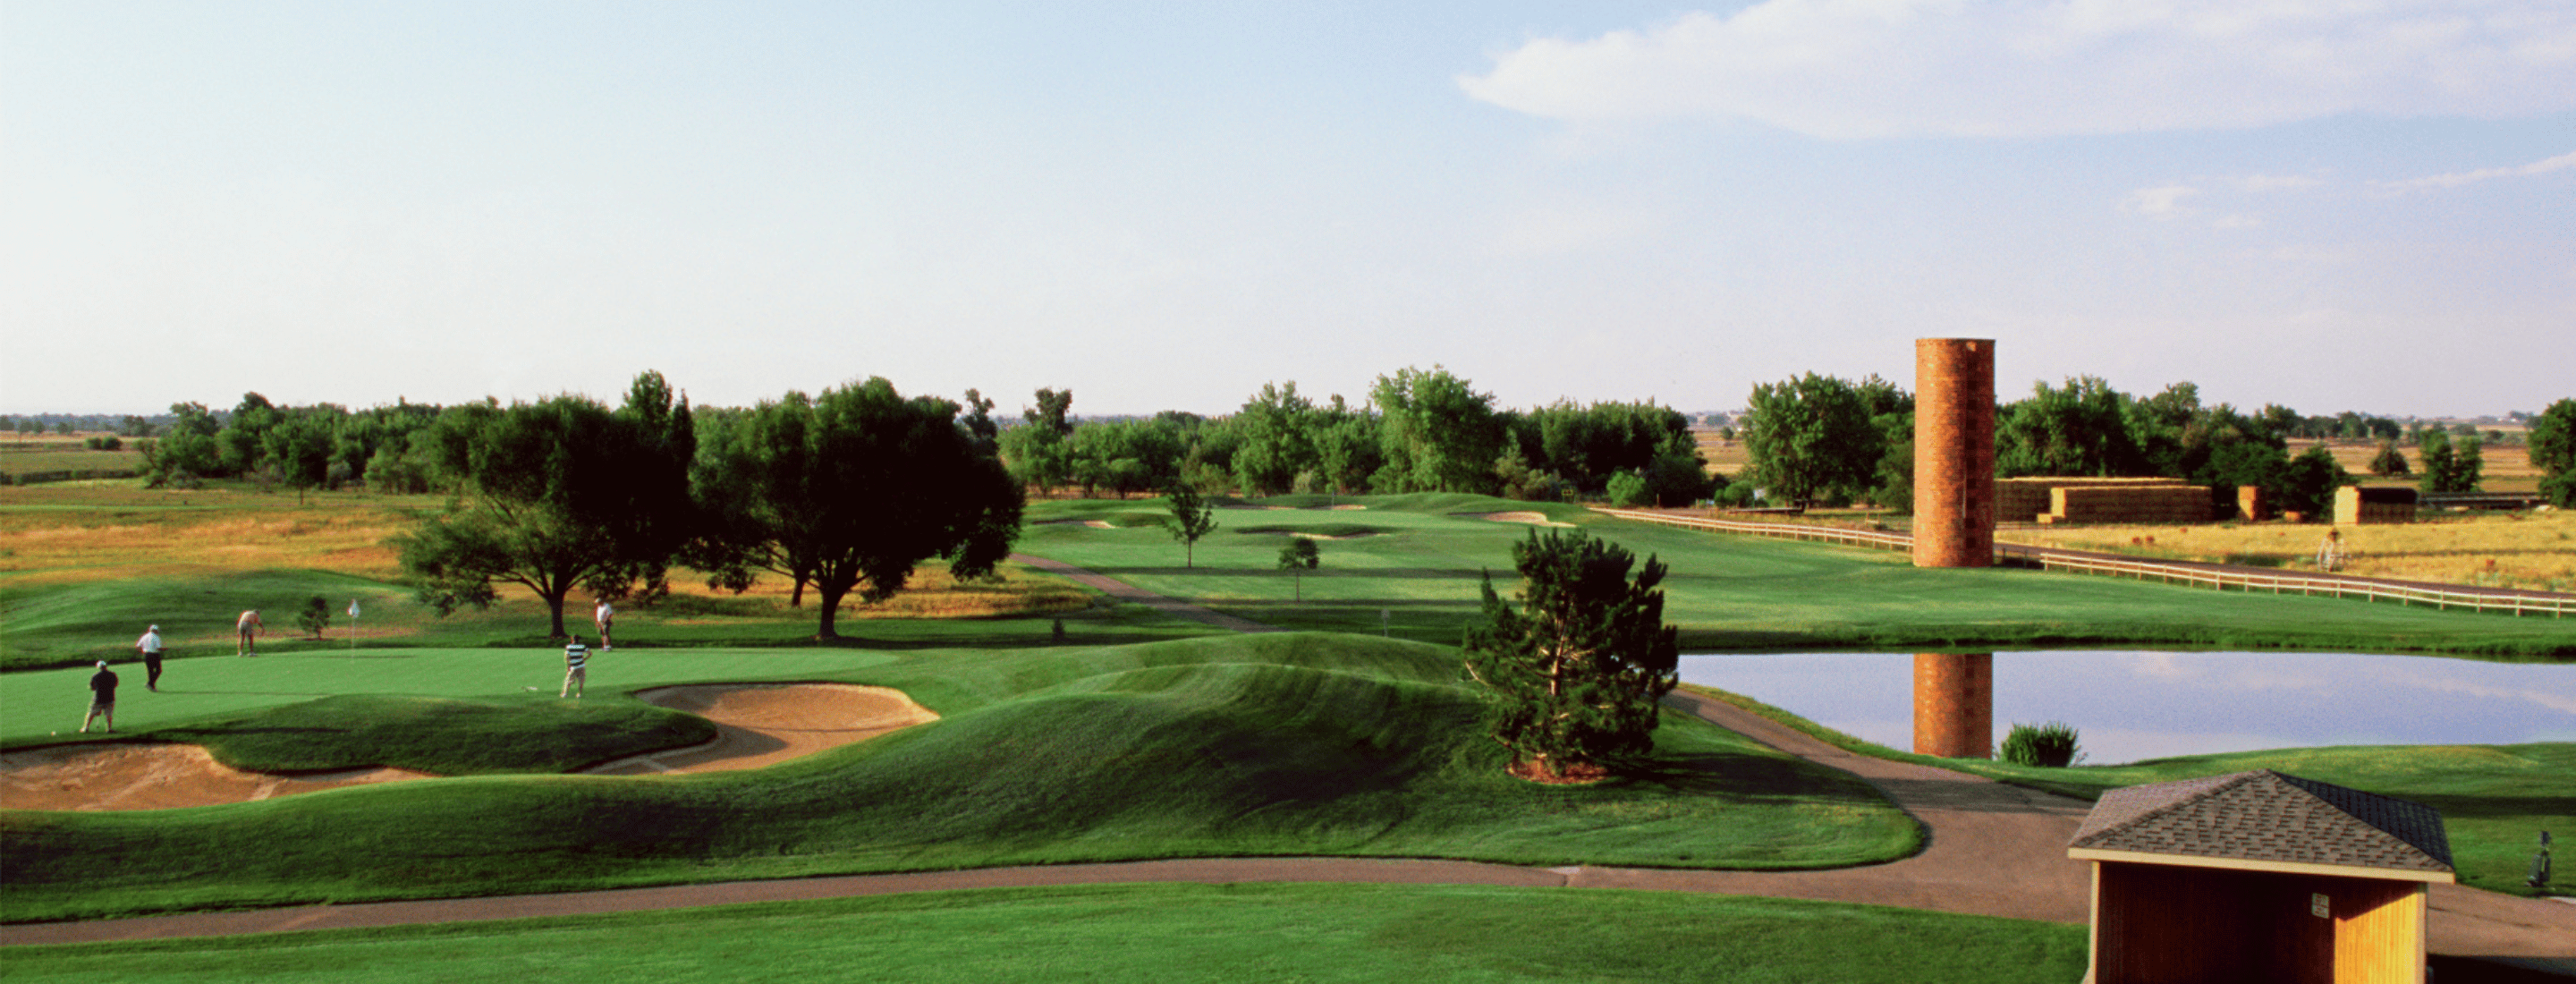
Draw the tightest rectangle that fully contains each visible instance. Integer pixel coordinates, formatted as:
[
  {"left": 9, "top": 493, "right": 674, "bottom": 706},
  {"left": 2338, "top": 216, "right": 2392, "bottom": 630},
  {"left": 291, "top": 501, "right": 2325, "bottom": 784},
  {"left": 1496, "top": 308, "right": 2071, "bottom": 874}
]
[
  {"left": 1277, "top": 538, "right": 1318, "bottom": 602},
  {"left": 394, "top": 373, "right": 697, "bottom": 639},
  {"left": 1163, "top": 483, "right": 1218, "bottom": 568},
  {"left": 1741, "top": 373, "right": 1878, "bottom": 506},
  {"left": 691, "top": 377, "right": 1021, "bottom": 640},
  {"left": 2528, "top": 399, "right": 2576, "bottom": 508}
]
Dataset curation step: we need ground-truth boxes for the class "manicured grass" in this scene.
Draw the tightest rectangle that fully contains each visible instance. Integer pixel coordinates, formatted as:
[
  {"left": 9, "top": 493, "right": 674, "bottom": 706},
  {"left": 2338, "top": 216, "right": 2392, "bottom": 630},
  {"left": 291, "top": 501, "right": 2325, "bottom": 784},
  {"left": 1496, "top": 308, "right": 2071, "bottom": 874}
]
[
  {"left": 1683, "top": 683, "right": 2576, "bottom": 898},
  {"left": 1, "top": 633, "right": 1919, "bottom": 922},
  {"left": 148, "top": 694, "right": 716, "bottom": 775},
  {"left": 0, "top": 883, "right": 2090, "bottom": 984},
  {"left": 1021, "top": 494, "right": 2576, "bottom": 656}
]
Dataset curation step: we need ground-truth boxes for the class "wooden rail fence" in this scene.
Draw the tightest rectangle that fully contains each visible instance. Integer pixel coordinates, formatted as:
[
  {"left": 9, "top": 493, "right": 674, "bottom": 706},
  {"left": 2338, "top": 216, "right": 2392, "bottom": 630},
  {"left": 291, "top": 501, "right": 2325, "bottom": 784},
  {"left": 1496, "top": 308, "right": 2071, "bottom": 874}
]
[{"left": 1591, "top": 507, "right": 2571, "bottom": 619}]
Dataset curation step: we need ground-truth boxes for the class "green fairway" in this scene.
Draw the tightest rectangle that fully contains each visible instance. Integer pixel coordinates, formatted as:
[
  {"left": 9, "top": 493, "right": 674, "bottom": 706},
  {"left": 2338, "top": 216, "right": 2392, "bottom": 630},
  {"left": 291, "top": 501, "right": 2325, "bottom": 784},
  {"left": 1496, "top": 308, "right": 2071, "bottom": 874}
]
[
  {"left": 0, "top": 883, "right": 2090, "bottom": 983},
  {"left": 1687, "top": 684, "right": 2576, "bottom": 898},
  {"left": 1, "top": 633, "right": 1919, "bottom": 922},
  {"left": 147, "top": 694, "right": 718, "bottom": 775},
  {"left": 1023, "top": 494, "right": 2576, "bottom": 656}
]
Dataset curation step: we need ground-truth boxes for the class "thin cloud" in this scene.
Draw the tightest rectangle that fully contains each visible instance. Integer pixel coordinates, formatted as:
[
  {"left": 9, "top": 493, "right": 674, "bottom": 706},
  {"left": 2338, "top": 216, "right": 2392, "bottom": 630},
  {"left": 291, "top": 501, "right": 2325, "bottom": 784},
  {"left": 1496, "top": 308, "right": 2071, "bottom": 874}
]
[
  {"left": 1460, "top": 1, "right": 2576, "bottom": 139},
  {"left": 2121, "top": 185, "right": 2199, "bottom": 219},
  {"left": 2377, "top": 149, "right": 2576, "bottom": 191}
]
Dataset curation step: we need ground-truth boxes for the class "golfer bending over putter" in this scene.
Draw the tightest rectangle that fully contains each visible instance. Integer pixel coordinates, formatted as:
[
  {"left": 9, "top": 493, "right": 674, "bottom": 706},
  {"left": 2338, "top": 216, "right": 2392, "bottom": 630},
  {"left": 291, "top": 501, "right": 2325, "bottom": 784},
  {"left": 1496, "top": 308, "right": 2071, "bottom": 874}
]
[
  {"left": 236, "top": 608, "right": 264, "bottom": 656},
  {"left": 562, "top": 634, "right": 589, "bottom": 699}
]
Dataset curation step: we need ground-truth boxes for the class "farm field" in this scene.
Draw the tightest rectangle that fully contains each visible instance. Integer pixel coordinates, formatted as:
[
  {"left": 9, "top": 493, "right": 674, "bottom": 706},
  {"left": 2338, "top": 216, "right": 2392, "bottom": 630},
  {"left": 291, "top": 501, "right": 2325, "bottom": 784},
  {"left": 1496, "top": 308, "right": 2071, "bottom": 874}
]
[
  {"left": 1023, "top": 493, "right": 2576, "bottom": 656},
  {"left": 1998, "top": 510, "right": 2576, "bottom": 592},
  {"left": 0, "top": 483, "right": 1098, "bottom": 670},
  {"left": 0, "top": 436, "right": 144, "bottom": 481},
  {"left": 0, "top": 883, "right": 2089, "bottom": 984}
]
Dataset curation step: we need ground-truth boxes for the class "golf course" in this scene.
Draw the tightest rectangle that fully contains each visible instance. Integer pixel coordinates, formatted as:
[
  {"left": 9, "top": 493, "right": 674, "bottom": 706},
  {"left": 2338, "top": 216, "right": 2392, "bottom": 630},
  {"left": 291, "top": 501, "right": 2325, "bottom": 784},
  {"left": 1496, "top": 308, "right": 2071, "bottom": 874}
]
[{"left": 4, "top": 485, "right": 2572, "bottom": 980}]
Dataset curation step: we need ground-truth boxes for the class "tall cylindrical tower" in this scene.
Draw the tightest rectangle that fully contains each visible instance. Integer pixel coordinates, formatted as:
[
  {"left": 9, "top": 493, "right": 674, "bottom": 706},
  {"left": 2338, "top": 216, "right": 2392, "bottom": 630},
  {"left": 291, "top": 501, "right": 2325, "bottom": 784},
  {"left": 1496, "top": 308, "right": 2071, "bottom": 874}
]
[
  {"left": 1913, "top": 652, "right": 1994, "bottom": 759},
  {"left": 1914, "top": 338, "right": 1996, "bottom": 567}
]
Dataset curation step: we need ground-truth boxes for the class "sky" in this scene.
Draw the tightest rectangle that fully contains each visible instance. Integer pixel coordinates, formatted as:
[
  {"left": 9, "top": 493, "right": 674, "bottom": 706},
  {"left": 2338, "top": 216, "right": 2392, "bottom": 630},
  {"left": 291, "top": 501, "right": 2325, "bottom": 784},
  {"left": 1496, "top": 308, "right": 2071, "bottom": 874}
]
[{"left": 4, "top": 1, "right": 2571, "bottom": 420}]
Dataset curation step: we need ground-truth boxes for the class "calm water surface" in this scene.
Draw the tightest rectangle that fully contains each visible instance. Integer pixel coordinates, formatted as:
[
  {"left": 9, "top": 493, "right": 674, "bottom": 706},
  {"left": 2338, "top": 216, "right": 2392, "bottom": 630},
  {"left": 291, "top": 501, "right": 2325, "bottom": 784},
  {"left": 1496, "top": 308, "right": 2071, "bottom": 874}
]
[{"left": 1677, "top": 650, "right": 2576, "bottom": 765}]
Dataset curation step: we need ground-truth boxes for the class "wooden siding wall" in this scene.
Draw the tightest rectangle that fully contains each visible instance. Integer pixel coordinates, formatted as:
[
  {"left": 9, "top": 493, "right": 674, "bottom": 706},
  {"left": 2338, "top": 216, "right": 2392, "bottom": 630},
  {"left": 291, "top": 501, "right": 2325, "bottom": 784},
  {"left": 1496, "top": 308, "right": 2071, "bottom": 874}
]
[{"left": 2091, "top": 862, "right": 2428, "bottom": 984}]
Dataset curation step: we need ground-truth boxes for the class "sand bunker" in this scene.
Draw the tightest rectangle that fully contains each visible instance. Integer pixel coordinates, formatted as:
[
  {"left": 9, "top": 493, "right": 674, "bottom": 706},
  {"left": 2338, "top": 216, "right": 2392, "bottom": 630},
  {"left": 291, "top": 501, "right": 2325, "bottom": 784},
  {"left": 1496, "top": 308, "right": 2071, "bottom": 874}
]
[
  {"left": 1458, "top": 511, "right": 1573, "bottom": 527},
  {"left": 590, "top": 683, "right": 936, "bottom": 776},
  {"left": 0, "top": 683, "right": 936, "bottom": 812},
  {"left": 0, "top": 743, "right": 430, "bottom": 812}
]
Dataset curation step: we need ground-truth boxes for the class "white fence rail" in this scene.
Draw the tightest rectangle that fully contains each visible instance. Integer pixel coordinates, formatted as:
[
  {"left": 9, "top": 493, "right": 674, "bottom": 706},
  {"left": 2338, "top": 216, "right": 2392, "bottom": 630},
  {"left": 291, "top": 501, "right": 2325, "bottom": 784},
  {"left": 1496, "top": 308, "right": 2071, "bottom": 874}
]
[{"left": 1591, "top": 507, "right": 2571, "bottom": 618}]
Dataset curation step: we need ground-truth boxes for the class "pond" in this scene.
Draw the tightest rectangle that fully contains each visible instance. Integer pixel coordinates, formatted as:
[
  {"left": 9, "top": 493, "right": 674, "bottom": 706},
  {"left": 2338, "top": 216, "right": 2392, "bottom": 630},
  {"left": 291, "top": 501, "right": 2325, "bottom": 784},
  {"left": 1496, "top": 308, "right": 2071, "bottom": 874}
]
[{"left": 1676, "top": 650, "right": 2576, "bottom": 765}]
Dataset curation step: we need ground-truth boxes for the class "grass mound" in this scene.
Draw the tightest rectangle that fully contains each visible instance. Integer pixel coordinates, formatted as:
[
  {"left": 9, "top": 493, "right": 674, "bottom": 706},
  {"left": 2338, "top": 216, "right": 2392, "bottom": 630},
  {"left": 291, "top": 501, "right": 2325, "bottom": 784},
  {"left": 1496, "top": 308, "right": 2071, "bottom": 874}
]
[
  {"left": 147, "top": 694, "right": 717, "bottom": 775},
  {"left": 1, "top": 633, "right": 1917, "bottom": 921},
  {"left": 0, "top": 570, "right": 409, "bottom": 672},
  {"left": 1233, "top": 523, "right": 1389, "bottom": 539}
]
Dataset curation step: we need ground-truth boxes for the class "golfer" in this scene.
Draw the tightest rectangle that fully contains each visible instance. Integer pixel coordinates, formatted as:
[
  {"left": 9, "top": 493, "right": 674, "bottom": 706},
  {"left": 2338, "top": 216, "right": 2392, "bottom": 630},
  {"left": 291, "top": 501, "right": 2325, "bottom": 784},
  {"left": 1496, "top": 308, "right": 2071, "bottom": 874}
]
[
  {"left": 136, "top": 623, "right": 165, "bottom": 691},
  {"left": 593, "top": 598, "right": 615, "bottom": 650},
  {"left": 80, "top": 661, "right": 118, "bottom": 733},
  {"left": 561, "top": 634, "right": 589, "bottom": 699},
  {"left": 236, "top": 609, "right": 264, "bottom": 656}
]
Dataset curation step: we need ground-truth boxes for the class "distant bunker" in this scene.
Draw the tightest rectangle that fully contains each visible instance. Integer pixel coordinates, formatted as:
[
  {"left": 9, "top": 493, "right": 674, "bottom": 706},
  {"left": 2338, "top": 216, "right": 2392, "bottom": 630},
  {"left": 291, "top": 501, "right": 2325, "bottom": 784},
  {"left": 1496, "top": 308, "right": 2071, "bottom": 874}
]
[{"left": 0, "top": 683, "right": 936, "bottom": 811}]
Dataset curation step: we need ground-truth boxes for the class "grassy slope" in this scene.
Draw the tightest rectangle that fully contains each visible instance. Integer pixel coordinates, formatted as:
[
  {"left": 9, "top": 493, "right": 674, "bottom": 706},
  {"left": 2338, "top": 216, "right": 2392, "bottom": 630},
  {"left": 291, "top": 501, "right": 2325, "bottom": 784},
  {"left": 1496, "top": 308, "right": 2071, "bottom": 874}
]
[
  {"left": 1683, "top": 684, "right": 2575, "bottom": 898},
  {"left": 0, "top": 884, "right": 2091, "bottom": 984},
  {"left": 1, "top": 633, "right": 1919, "bottom": 922},
  {"left": 1023, "top": 495, "right": 2576, "bottom": 656}
]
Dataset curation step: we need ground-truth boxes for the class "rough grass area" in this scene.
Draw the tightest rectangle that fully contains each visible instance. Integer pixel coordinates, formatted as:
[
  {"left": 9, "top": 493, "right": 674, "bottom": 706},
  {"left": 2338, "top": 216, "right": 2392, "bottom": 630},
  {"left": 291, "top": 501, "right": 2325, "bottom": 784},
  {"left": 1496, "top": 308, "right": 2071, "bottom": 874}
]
[
  {"left": 1682, "top": 683, "right": 2576, "bottom": 898},
  {"left": 1999, "top": 510, "right": 2576, "bottom": 593},
  {"left": 0, "top": 884, "right": 2091, "bottom": 984},
  {"left": 145, "top": 694, "right": 717, "bottom": 775},
  {"left": 1023, "top": 494, "right": 2576, "bottom": 656},
  {"left": 0, "top": 633, "right": 1918, "bottom": 923}
]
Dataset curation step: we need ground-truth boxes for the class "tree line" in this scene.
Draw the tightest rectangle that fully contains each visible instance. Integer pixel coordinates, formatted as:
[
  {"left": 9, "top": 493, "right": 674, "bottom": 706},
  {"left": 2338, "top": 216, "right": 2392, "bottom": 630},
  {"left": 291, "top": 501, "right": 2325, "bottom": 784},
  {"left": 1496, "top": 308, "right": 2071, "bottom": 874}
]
[
  {"left": 996, "top": 367, "right": 1717, "bottom": 508},
  {"left": 1732, "top": 374, "right": 2575, "bottom": 513}
]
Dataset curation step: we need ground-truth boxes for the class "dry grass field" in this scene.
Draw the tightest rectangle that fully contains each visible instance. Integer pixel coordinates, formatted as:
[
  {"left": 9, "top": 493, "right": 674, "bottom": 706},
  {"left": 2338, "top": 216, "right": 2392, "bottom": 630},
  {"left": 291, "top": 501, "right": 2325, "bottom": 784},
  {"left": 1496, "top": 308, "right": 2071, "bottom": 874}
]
[
  {"left": 0, "top": 483, "right": 1087, "bottom": 620},
  {"left": 0, "top": 437, "right": 143, "bottom": 479},
  {"left": 1690, "top": 428, "right": 1750, "bottom": 478},
  {"left": 1998, "top": 510, "right": 2576, "bottom": 592}
]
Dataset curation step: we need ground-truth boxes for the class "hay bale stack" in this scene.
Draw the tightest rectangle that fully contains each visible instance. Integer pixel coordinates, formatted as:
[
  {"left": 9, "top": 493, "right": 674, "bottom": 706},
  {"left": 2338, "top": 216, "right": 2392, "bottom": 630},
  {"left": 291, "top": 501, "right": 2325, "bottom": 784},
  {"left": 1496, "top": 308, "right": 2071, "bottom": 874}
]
[
  {"left": 2333, "top": 486, "right": 2417, "bottom": 525},
  {"left": 1999, "top": 477, "right": 2190, "bottom": 524},
  {"left": 2046, "top": 485, "right": 2216, "bottom": 524}
]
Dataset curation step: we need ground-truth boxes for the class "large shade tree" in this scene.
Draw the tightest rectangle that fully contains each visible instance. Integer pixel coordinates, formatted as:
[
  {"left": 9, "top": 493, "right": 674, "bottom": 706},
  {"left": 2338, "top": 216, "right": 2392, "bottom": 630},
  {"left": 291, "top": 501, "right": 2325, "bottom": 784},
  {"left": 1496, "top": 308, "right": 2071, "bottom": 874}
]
[
  {"left": 394, "top": 372, "right": 697, "bottom": 638},
  {"left": 1740, "top": 373, "right": 1879, "bottom": 507},
  {"left": 693, "top": 377, "right": 1022, "bottom": 640},
  {"left": 1462, "top": 529, "right": 1679, "bottom": 784}
]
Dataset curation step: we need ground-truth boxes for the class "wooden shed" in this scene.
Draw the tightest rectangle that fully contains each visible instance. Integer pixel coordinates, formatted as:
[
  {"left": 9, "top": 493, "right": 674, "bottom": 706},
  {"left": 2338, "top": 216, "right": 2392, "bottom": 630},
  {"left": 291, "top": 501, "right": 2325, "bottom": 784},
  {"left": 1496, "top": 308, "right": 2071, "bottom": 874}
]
[{"left": 2066, "top": 769, "right": 2453, "bottom": 984}]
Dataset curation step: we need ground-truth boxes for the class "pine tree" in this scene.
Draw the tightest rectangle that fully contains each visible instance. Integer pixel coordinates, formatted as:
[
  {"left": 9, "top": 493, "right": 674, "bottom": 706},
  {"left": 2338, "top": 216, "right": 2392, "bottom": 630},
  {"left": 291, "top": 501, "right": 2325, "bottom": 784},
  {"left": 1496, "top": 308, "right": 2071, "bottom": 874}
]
[{"left": 1462, "top": 529, "right": 1679, "bottom": 783}]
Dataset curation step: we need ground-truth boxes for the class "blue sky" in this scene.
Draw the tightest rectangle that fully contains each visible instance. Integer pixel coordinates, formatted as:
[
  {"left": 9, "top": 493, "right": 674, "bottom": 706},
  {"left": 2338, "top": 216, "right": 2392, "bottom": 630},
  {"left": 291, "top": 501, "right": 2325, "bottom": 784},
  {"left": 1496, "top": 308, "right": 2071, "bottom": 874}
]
[{"left": 5, "top": 1, "right": 2570, "bottom": 419}]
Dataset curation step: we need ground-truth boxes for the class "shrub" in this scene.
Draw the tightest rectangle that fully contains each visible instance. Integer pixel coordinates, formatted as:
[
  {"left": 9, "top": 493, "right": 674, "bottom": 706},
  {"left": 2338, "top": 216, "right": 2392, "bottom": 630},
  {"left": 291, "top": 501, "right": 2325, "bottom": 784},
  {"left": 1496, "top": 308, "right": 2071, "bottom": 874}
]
[
  {"left": 1606, "top": 471, "right": 1651, "bottom": 507},
  {"left": 1998, "top": 721, "right": 2082, "bottom": 768},
  {"left": 295, "top": 595, "right": 333, "bottom": 639}
]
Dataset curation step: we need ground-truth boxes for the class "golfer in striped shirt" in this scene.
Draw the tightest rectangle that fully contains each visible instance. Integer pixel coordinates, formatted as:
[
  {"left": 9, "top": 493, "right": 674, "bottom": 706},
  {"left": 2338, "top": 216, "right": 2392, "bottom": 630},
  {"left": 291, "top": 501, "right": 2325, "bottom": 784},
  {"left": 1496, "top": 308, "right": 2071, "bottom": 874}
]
[{"left": 561, "top": 635, "right": 589, "bottom": 699}]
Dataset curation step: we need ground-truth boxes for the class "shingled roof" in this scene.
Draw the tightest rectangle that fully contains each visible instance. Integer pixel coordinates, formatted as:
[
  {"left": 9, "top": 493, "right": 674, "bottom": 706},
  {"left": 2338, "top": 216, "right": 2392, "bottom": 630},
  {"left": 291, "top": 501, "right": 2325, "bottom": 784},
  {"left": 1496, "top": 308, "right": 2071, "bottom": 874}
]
[{"left": 2066, "top": 769, "right": 2453, "bottom": 881}]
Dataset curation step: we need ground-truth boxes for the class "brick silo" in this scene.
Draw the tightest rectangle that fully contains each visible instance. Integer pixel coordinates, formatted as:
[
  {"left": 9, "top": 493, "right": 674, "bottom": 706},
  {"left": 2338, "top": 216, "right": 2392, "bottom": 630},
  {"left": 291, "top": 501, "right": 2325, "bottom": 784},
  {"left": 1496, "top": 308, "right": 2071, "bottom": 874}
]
[
  {"left": 1913, "top": 652, "right": 1994, "bottom": 759},
  {"left": 1913, "top": 338, "right": 1996, "bottom": 567}
]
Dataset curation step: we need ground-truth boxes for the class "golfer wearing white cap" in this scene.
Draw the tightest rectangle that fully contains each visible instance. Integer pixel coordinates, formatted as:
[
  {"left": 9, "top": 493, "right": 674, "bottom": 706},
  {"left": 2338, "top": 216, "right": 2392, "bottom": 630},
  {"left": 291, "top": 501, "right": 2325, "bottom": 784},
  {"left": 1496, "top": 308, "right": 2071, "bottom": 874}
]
[
  {"left": 80, "top": 661, "right": 118, "bottom": 733},
  {"left": 136, "top": 624, "right": 165, "bottom": 691}
]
